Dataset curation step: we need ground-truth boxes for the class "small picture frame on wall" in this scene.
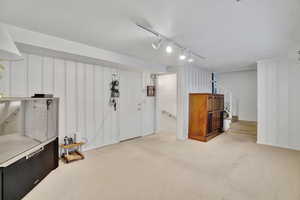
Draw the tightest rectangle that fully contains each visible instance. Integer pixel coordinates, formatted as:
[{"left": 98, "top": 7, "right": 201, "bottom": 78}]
[{"left": 147, "top": 86, "right": 155, "bottom": 97}]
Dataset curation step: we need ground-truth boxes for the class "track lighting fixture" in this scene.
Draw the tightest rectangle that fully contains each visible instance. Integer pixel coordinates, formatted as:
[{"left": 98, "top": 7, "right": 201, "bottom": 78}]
[
  {"left": 166, "top": 45, "right": 173, "bottom": 54},
  {"left": 297, "top": 50, "right": 300, "bottom": 61},
  {"left": 152, "top": 37, "right": 162, "bottom": 50},
  {"left": 136, "top": 22, "right": 206, "bottom": 63}
]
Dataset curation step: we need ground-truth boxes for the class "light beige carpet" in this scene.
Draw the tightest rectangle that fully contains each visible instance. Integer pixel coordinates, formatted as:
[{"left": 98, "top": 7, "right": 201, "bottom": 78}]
[{"left": 24, "top": 132, "right": 300, "bottom": 200}]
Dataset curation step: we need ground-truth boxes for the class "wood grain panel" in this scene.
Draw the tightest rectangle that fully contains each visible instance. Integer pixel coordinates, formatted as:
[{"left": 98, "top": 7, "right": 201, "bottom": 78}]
[{"left": 188, "top": 94, "right": 207, "bottom": 138}]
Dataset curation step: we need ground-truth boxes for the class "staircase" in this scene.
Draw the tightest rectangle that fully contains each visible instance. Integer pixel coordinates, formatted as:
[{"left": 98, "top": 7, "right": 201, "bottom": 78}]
[
  {"left": 231, "top": 115, "right": 239, "bottom": 122},
  {"left": 212, "top": 79, "right": 243, "bottom": 133},
  {"left": 213, "top": 80, "right": 239, "bottom": 118},
  {"left": 161, "top": 110, "right": 176, "bottom": 120},
  {"left": 227, "top": 121, "right": 257, "bottom": 136},
  {"left": 160, "top": 110, "right": 176, "bottom": 133},
  {"left": 0, "top": 101, "right": 21, "bottom": 135},
  {"left": 212, "top": 80, "right": 257, "bottom": 137}
]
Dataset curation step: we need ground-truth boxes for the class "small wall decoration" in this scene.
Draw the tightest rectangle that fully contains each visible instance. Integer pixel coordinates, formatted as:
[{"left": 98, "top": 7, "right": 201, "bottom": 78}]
[
  {"left": 147, "top": 86, "right": 155, "bottom": 97},
  {"left": 110, "top": 73, "right": 120, "bottom": 111}
]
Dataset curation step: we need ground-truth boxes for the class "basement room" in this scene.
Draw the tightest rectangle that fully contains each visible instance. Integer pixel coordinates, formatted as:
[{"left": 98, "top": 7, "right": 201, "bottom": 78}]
[{"left": 0, "top": 0, "right": 300, "bottom": 200}]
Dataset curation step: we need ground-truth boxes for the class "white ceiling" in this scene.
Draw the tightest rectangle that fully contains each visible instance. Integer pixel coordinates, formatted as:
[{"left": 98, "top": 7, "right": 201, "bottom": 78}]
[{"left": 1, "top": 0, "right": 300, "bottom": 72}]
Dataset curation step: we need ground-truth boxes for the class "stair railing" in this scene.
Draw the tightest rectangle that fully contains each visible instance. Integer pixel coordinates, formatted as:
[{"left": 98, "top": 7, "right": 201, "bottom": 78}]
[
  {"left": 0, "top": 102, "right": 21, "bottom": 127},
  {"left": 161, "top": 110, "right": 176, "bottom": 120}
]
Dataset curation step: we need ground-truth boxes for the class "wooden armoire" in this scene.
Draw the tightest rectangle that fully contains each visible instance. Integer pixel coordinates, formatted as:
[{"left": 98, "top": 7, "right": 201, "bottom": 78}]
[{"left": 188, "top": 93, "right": 224, "bottom": 142}]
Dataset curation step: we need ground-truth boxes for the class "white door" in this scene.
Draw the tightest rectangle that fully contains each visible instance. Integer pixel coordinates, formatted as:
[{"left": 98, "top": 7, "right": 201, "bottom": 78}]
[{"left": 119, "top": 70, "right": 142, "bottom": 141}]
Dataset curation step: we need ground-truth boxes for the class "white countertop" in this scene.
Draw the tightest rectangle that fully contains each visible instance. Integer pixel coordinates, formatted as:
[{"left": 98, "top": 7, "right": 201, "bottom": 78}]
[
  {"left": 0, "top": 97, "right": 59, "bottom": 103},
  {"left": 0, "top": 135, "right": 57, "bottom": 167}
]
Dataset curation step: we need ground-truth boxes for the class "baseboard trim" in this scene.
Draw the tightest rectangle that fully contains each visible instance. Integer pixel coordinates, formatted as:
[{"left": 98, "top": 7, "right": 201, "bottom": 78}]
[
  {"left": 83, "top": 140, "right": 120, "bottom": 152},
  {"left": 257, "top": 141, "right": 300, "bottom": 151},
  {"left": 237, "top": 120, "right": 257, "bottom": 123},
  {"left": 120, "top": 136, "right": 142, "bottom": 142}
]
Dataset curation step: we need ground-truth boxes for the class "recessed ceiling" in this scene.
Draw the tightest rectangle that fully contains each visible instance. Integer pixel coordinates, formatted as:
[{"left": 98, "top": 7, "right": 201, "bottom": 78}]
[{"left": 1, "top": 0, "right": 300, "bottom": 72}]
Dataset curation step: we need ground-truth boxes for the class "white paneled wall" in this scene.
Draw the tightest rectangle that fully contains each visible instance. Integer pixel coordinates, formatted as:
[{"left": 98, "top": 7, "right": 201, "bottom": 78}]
[
  {"left": 217, "top": 70, "right": 257, "bottom": 121},
  {"left": 142, "top": 73, "right": 156, "bottom": 135},
  {"left": 177, "top": 66, "right": 212, "bottom": 139},
  {"left": 257, "top": 59, "right": 300, "bottom": 150},
  {"left": 186, "top": 66, "right": 211, "bottom": 94},
  {"left": 0, "top": 53, "right": 155, "bottom": 150}
]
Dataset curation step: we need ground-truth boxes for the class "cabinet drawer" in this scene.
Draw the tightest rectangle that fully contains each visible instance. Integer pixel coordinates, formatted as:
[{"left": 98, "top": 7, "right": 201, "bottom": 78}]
[{"left": 2, "top": 138, "right": 58, "bottom": 200}]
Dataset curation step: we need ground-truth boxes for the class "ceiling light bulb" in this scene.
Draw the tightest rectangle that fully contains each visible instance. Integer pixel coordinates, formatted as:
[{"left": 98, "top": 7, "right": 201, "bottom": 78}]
[
  {"left": 179, "top": 49, "right": 187, "bottom": 60},
  {"left": 179, "top": 54, "right": 186, "bottom": 60},
  {"left": 188, "top": 58, "right": 194, "bottom": 63},
  {"left": 152, "top": 38, "right": 162, "bottom": 50},
  {"left": 166, "top": 45, "right": 173, "bottom": 54}
]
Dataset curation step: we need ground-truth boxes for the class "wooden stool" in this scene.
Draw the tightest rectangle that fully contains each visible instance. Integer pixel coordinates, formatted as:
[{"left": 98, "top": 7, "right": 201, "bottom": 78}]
[{"left": 60, "top": 142, "right": 85, "bottom": 163}]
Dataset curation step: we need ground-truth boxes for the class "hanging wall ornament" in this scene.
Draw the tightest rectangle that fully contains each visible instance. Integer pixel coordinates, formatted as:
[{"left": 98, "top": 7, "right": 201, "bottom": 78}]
[{"left": 110, "top": 73, "right": 120, "bottom": 111}]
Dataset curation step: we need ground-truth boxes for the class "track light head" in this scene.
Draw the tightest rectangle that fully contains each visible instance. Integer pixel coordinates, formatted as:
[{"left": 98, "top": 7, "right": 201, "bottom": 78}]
[
  {"left": 179, "top": 49, "right": 187, "bottom": 60},
  {"left": 152, "top": 37, "right": 162, "bottom": 50},
  {"left": 136, "top": 22, "right": 206, "bottom": 60},
  {"left": 166, "top": 45, "right": 173, "bottom": 54},
  {"left": 188, "top": 58, "right": 194, "bottom": 63},
  {"left": 186, "top": 51, "right": 194, "bottom": 63},
  {"left": 179, "top": 55, "right": 186, "bottom": 60}
]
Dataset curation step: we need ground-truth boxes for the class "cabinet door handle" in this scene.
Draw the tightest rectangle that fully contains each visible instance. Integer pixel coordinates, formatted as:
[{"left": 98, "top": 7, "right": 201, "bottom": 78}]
[
  {"left": 26, "top": 147, "right": 44, "bottom": 159},
  {"left": 33, "top": 179, "right": 40, "bottom": 185}
]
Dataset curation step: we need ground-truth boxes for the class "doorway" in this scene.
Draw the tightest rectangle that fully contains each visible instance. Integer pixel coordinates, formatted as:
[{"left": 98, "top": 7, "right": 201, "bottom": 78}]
[{"left": 157, "top": 73, "right": 177, "bottom": 135}]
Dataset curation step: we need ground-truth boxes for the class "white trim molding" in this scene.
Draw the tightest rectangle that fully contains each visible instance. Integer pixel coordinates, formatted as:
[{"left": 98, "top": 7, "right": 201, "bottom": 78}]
[{"left": 1, "top": 22, "right": 167, "bottom": 73}]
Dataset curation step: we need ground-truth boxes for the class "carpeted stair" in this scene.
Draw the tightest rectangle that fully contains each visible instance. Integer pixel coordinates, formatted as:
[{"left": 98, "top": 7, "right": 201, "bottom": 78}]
[{"left": 227, "top": 121, "right": 257, "bottom": 136}]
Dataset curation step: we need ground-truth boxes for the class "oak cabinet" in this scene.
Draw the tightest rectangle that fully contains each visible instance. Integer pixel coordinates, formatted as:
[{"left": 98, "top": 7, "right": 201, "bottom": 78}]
[{"left": 188, "top": 93, "right": 224, "bottom": 142}]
